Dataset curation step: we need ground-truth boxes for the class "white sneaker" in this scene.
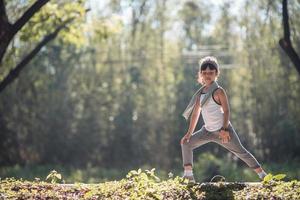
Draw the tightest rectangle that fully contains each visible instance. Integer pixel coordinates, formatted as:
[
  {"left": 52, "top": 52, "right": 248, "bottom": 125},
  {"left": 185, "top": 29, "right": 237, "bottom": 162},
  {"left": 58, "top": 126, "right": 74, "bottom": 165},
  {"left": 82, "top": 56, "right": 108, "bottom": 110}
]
[
  {"left": 182, "top": 175, "right": 195, "bottom": 183},
  {"left": 258, "top": 171, "right": 267, "bottom": 180}
]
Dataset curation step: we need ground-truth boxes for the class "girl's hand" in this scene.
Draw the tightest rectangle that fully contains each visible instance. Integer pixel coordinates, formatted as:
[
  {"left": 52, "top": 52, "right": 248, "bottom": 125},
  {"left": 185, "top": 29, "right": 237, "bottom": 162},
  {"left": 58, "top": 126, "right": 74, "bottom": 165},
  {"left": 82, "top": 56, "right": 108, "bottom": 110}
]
[
  {"left": 180, "top": 133, "right": 192, "bottom": 145},
  {"left": 219, "top": 130, "right": 231, "bottom": 143}
]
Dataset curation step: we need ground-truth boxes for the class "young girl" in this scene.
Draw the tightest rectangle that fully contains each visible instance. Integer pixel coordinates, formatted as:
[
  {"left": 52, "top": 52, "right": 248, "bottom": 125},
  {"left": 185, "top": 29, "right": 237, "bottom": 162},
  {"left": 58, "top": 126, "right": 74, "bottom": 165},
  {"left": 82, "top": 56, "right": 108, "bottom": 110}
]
[{"left": 180, "top": 56, "right": 267, "bottom": 182}]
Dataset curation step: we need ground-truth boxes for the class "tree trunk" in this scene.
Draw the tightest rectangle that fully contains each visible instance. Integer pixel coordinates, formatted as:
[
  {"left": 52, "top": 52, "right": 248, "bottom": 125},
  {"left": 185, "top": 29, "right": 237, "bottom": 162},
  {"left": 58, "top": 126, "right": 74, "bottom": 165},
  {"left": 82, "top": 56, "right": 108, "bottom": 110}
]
[
  {"left": 0, "top": 19, "right": 74, "bottom": 93},
  {"left": 279, "top": 0, "right": 300, "bottom": 76},
  {"left": 0, "top": 0, "right": 50, "bottom": 64}
]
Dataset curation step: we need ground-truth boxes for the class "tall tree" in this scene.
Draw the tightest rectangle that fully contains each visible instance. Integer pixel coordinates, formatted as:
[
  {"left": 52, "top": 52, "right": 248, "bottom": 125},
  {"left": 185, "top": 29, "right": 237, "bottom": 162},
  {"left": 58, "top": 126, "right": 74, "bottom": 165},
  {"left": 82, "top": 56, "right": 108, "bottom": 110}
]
[
  {"left": 0, "top": 0, "right": 85, "bottom": 93},
  {"left": 279, "top": 0, "right": 300, "bottom": 76},
  {"left": 179, "top": 0, "right": 212, "bottom": 49},
  {"left": 0, "top": 0, "right": 49, "bottom": 62}
]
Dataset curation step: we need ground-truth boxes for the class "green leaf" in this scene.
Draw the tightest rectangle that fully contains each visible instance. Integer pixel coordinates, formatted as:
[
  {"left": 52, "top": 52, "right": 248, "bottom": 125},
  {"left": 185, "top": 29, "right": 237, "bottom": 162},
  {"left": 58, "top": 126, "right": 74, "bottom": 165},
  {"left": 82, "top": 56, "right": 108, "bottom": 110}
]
[
  {"left": 263, "top": 174, "right": 273, "bottom": 182},
  {"left": 273, "top": 174, "right": 286, "bottom": 181},
  {"left": 46, "top": 174, "right": 52, "bottom": 180},
  {"left": 55, "top": 173, "right": 62, "bottom": 180}
]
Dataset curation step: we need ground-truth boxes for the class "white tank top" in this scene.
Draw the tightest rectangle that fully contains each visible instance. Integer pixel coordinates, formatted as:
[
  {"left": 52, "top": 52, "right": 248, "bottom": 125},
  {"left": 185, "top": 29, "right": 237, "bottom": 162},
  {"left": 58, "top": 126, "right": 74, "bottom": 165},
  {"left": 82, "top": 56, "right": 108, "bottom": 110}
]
[{"left": 200, "top": 92, "right": 224, "bottom": 132}]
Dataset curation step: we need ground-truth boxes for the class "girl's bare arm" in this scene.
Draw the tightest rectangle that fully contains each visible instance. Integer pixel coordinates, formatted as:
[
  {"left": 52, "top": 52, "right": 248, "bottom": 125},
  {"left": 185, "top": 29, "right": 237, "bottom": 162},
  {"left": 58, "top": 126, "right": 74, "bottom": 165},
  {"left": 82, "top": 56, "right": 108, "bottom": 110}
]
[{"left": 217, "top": 88, "right": 230, "bottom": 128}]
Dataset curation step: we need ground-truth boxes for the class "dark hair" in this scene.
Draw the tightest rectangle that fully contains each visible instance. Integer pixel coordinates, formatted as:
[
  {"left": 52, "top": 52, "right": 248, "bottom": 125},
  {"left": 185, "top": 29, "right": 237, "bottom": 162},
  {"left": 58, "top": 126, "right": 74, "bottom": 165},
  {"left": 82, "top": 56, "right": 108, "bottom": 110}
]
[
  {"left": 197, "top": 56, "right": 220, "bottom": 85},
  {"left": 198, "top": 56, "right": 220, "bottom": 75},
  {"left": 200, "top": 63, "right": 218, "bottom": 72}
]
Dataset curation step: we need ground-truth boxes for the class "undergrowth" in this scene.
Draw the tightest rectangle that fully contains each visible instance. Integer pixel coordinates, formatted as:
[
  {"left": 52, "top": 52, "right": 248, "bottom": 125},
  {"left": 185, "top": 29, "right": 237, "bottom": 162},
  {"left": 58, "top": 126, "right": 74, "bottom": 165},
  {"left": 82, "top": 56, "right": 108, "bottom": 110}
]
[{"left": 0, "top": 169, "right": 300, "bottom": 199}]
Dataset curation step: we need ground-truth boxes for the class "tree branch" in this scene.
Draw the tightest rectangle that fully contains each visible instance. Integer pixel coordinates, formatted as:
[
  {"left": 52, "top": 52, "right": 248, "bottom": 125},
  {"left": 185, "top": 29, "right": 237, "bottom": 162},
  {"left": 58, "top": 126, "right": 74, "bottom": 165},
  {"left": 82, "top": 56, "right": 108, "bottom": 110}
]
[
  {"left": 0, "top": 0, "right": 50, "bottom": 65},
  {"left": 0, "top": 0, "right": 11, "bottom": 37},
  {"left": 279, "top": 0, "right": 300, "bottom": 76},
  {"left": 12, "top": 0, "right": 50, "bottom": 35},
  {"left": 0, "top": 18, "right": 74, "bottom": 93},
  {"left": 0, "top": 0, "right": 9, "bottom": 24},
  {"left": 282, "top": 0, "right": 290, "bottom": 42}
]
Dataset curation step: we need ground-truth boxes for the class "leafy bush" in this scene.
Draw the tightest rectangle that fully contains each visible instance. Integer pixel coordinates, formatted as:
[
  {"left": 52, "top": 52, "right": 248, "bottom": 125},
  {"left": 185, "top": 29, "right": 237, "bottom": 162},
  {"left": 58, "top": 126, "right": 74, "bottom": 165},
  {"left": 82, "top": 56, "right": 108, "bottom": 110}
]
[{"left": 1, "top": 169, "right": 300, "bottom": 199}]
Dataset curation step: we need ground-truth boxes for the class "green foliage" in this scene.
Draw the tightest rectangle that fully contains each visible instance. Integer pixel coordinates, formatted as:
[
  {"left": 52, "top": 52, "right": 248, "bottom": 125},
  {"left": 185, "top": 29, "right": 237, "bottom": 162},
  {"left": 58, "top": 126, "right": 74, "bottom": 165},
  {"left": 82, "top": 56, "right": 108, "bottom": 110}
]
[
  {"left": 2, "top": 160, "right": 300, "bottom": 185},
  {"left": 0, "top": 164, "right": 137, "bottom": 183},
  {"left": 46, "top": 170, "right": 62, "bottom": 184},
  {"left": 1, "top": 0, "right": 300, "bottom": 181},
  {"left": 263, "top": 173, "right": 287, "bottom": 183},
  {"left": 192, "top": 153, "right": 300, "bottom": 182},
  {"left": 0, "top": 169, "right": 299, "bottom": 199},
  {"left": 237, "top": 179, "right": 300, "bottom": 200},
  {"left": 193, "top": 153, "right": 250, "bottom": 182},
  {"left": 126, "top": 168, "right": 160, "bottom": 183},
  {"left": 19, "top": 1, "right": 87, "bottom": 47},
  {"left": 179, "top": 1, "right": 212, "bottom": 48}
]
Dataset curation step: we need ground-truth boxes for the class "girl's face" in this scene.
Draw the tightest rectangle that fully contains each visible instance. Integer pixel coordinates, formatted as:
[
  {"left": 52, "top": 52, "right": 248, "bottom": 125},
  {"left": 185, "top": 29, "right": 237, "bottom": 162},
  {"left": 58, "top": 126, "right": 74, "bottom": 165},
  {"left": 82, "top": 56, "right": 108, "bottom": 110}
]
[{"left": 198, "top": 69, "right": 217, "bottom": 85}]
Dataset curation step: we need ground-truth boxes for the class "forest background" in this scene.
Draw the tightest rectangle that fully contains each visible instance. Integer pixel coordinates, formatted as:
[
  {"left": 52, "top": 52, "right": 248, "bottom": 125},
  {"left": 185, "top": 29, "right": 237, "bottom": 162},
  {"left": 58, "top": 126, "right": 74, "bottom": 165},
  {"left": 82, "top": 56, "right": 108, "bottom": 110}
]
[{"left": 0, "top": 0, "right": 299, "bottom": 183}]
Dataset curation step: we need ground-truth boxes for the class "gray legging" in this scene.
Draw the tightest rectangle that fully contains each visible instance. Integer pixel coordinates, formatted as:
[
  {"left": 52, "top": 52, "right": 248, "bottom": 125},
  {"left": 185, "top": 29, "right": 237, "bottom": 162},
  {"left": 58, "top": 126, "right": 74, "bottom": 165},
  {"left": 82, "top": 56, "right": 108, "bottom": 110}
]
[{"left": 181, "top": 124, "right": 261, "bottom": 169}]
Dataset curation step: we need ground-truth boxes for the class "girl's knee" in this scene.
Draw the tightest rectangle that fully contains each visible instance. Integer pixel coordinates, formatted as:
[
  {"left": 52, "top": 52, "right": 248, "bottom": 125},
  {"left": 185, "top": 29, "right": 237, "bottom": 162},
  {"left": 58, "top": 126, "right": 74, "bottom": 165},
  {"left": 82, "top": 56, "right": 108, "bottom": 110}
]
[
  {"left": 181, "top": 142, "right": 191, "bottom": 148},
  {"left": 236, "top": 151, "right": 249, "bottom": 157},
  {"left": 229, "top": 147, "right": 248, "bottom": 157},
  {"left": 181, "top": 141, "right": 195, "bottom": 150}
]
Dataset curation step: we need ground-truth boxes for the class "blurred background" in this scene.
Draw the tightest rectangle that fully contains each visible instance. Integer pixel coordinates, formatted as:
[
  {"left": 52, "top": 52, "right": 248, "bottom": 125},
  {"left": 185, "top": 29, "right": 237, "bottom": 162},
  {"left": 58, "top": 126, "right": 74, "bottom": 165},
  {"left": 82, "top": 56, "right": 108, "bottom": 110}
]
[{"left": 0, "top": 0, "right": 299, "bottom": 183}]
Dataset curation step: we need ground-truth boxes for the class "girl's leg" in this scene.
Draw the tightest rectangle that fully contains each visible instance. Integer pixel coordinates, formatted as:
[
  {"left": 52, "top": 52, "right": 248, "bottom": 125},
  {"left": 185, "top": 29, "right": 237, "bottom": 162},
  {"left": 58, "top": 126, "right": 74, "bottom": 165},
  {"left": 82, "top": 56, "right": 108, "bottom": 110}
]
[
  {"left": 181, "top": 126, "right": 211, "bottom": 168},
  {"left": 254, "top": 167, "right": 267, "bottom": 179},
  {"left": 212, "top": 124, "right": 266, "bottom": 178},
  {"left": 181, "top": 126, "right": 213, "bottom": 181}
]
